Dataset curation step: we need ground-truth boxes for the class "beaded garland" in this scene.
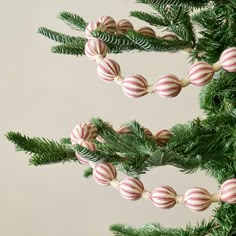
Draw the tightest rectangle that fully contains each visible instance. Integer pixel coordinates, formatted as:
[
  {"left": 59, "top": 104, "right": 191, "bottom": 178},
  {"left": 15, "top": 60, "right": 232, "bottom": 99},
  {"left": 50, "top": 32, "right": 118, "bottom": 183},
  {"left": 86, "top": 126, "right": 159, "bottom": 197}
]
[
  {"left": 71, "top": 122, "right": 236, "bottom": 211},
  {"left": 84, "top": 16, "right": 236, "bottom": 99}
]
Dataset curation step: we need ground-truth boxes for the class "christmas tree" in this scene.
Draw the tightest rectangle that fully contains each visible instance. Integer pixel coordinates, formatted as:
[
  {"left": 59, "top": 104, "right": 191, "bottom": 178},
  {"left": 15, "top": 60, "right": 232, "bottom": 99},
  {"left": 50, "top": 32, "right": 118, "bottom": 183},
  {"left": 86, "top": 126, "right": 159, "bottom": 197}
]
[{"left": 6, "top": 0, "right": 236, "bottom": 235}]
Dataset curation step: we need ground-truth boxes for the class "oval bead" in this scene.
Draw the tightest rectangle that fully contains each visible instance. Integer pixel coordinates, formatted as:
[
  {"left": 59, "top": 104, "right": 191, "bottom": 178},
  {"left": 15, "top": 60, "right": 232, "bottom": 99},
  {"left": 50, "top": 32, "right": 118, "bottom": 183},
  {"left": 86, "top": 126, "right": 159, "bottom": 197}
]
[
  {"left": 97, "top": 58, "right": 121, "bottom": 82},
  {"left": 150, "top": 186, "right": 177, "bottom": 209},
  {"left": 143, "top": 128, "right": 153, "bottom": 138},
  {"left": 155, "top": 74, "right": 182, "bottom": 98},
  {"left": 75, "top": 152, "right": 89, "bottom": 165},
  {"left": 116, "top": 19, "right": 133, "bottom": 35},
  {"left": 220, "top": 178, "right": 236, "bottom": 204},
  {"left": 85, "top": 21, "right": 106, "bottom": 39},
  {"left": 98, "top": 16, "right": 117, "bottom": 33},
  {"left": 219, "top": 47, "right": 236, "bottom": 72},
  {"left": 119, "top": 177, "right": 144, "bottom": 200},
  {"left": 85, "top": 39, "right": 108, "bottom": 61},
  {"left": 188, "top": 62, "right": 214, "bottom": 86},
  {"left": 184, "top": 187, "right": 212, "bottom": 212},
  {"left": 117, "top": 125, "right": 132, "bottom": 134},
  {"left": 162, "top": 34, "right": 178, "bottom": 41},
  {"left": 122, "top": 75, "right": 148, "bottom": 98},
  {"left": 93, "top": 162, "right": 117, "bottom": 186},
  {"left": 138, "top": 27, "right": 156, "bottom": 37},
  {"left": 155, "top": 129, "right": 172, "bottom": 146}
]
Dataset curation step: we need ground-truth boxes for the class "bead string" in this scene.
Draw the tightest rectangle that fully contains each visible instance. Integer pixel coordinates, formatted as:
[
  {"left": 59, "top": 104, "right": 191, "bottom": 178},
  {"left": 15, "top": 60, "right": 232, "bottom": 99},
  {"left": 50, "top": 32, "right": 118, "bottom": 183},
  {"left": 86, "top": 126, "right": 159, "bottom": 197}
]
[
  {"left": 70, "top": 122, "right": 236, "bottom": 212},
  {"left": 84, "top": 16, "right": 236, "bottom": 99}
]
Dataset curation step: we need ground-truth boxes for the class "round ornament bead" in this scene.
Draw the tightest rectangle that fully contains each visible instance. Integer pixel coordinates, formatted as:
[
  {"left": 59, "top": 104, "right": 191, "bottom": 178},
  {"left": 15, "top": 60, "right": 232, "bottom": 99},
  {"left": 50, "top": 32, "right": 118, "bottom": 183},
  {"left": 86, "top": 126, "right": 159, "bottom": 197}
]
[
  {"left": 97, "top": 58, "right": 121, "bottom": 82},
  {"left": 93, "top": 162, "right": 117, "bottom": 186},
  {"left": 219, "top": 47, "right": 236, "bottom": 72},
  {"left": 155, "top": 74, "right": 182, "bottom": 98},
  {"left": 75, "top": 152, "right": 89, "bottom": 165},
  {"left": 117, "top": 125, "right": 132, "bottom": 134},
  {"left": 138, "top": 27, "right": 156, "bottom": 37},
  {"left": 116, "top": 19, "right": 133, "bottom": 35},
  {"left": 98, "top": 16, "right": 117, "bottom": 33},
  {"left": 85, "top": 39, "right": 108, "bottom": 61},
  {"left": 144, "top": 128, "right": 153, "bottom": 138},
  {"left": 85, "top": 21, "right": 106, "bottom": 39},
  {"left": 184, "top": 187, "right": 212, "bottom": 212},
  {"left": 122, "top": 75, "right": 148, "bottom": 98},
  {"left": 119, "top": 177, "right": 144, "bottom": 200},
  {"left": 162, "top": 34, "right": 178, "bottom": 41},
  {"left": 155, "top": 129, "right": 172, "bottom": 146},
  {"left": 220, "top": 178, "right": 236, "bottom": 204},
  {"left": 188, "top": 62, "right": 214, "bottom": 86},
  {"left": 150, "top": 186, "right": 177, "bottom": 209}
]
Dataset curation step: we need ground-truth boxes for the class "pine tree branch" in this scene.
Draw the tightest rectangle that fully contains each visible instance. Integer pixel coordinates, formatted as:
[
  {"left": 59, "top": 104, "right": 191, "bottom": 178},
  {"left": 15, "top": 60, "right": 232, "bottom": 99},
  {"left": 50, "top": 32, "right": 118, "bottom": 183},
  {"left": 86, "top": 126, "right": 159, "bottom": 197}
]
[
  {"left": 51, "top": 43, "right": 85, "bottom": 56},
  {"left": 6, "top": 132, "right": 76, "bottom": 166},
  {"left": 58, "top": 11, "right": 87, "bottom": 31}
]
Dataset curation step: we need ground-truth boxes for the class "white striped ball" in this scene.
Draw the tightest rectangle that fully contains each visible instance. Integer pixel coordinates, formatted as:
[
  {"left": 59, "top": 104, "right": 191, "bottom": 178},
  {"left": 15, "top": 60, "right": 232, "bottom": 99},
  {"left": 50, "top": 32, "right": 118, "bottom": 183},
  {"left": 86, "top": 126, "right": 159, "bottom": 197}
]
[
  {"left": 75, "top": 152, "right": 89, "bottom": 165},
  {"left": 143, "top": 128, "right": 153, "bottom": 138},
  {"left": 98, "top": 16, "right": 117, "bottom": 33},
  {"left": 93, "top": 162, "right": 117, "bottom": 186},
  {"left": 150, "top": 186, "right": 177, "bottom": 209},
  {"left": 162, "top": 34, "right": 177, "bottom": 41},
  {"left": 85, "top": 21, "right": 107, "bottom": 39},
  {"left": 87, "top": 123, "right": 98, "bottom": 139},
  {"left": 155, "top": 74, "right": 182, "bottom": 98},
  {"left": 155, "top": 129, "right": 172, "bottom": 146},
  {"left": 122, "top": 74, "right": 148, "bottom": 98},
  {"left": 220, "top": 178, "right": 236, "bottom": 204},
  {"left": 117, "top": 125, "right": 132, "bottom": 134},
  {"left": 97, "top": 58, "right": 121, "bottom": 82},
  {"left": 85, "top": 39, "right": 108, "bottom": 61},
  {"left": 119, "top": 177, "right": 144, "bottom": 200},
  {"left": 75, "top": 140, "right": 96, "bottom": 164},
  {"left": 116, "top": 19, "right": 133, "bottom": 35},
  {"left": 219, "top": 47, "right": 236, "bottom": 72},
  {"left": 184, "top": 187, "right": 211, "bottom": 212},
  {"left": 138, "top": 27, "right": 156, "bottom": 37},
  {"left": 188, "top": 62, "right": 214, "bottom": 86}
]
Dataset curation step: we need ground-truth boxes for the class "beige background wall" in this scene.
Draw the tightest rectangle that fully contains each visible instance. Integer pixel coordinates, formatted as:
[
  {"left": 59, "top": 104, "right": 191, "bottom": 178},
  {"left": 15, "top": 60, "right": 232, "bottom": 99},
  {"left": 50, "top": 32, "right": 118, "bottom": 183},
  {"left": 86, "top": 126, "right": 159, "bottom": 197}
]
[{"left": 1, "top": 1, "right": 218, "bottom": 235}]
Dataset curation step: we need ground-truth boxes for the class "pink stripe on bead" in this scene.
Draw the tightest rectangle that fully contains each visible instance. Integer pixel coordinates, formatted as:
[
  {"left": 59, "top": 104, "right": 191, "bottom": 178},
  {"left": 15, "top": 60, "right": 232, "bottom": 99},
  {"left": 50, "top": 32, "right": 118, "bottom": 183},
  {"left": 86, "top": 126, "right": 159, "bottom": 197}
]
[
  {"left": 219, "top": 47, "right": 236, "bottom": 72},
  {"left": 75, "top": 152, "right": 89, "bottom": 165},
  {"left": 97, "top": 59, "right": 121, "bottom": 82},
  {"left": 98, "top": 16, "right": 117, "bottom": 33},
  {"left": 116, "top": 19, "right": 133, "bottom": 35},
  {"left": 122, "top": 75, "right": 148, "bottom": 98},
  {"left": 155, "top": 129, "right": 172, "bottom": 146},
  {"left": 150, "top": 186, "right": 177, "bottom": 209},
  {"left": 117, "top": 125, "right": 132, "bottom": 134},
  {"left": 93, "top": 162, "right": 117, "bottom": 186},
  {"left": 184, "top": 187, "right": 211, "bottom": 212},
  {"left": 85, "top": 39, "right": 107, "bottom": 61},
  {"left": 220, "top": 178, "right": 236, "bottom": 204},
  {"left": 119, "top": 177, "right": 144, "bottom": 200},
  {"left": 138, "top": 27, "right": 156, "bottom": 37},
  {"left": 144, "top": 128, "right": 153, "bottom": 137},
  {"left": 85, "top": 21, "right": 106, "bottom": 39},
  {"left": 155, "top": 74, "right": 182, "bottom": 98},
  {"left": 188, "top": 62, "right": 214, "bottom": 86}
]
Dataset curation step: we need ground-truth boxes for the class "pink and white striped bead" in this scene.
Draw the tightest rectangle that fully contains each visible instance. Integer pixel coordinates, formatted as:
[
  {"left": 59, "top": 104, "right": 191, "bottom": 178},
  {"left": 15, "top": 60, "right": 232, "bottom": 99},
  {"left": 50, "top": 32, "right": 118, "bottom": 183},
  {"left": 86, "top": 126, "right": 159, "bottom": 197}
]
[
  {"left": 155, "top": 129, "right": 172, "bottom": 146},
  {"left": 220, "top": 178, "right": 236, "bottom": 204},
  {"left": 85, "top": 39, "right": 108, "bottom": 61},
  {"left": 93, "top": 162, "right": 117, "bottom": 186},
  {"left": 97, "top": 58, "right": 121, "bottom": 82},
  {"left": 219, "top": 47, "right": 236, "bottom": 72},
  {"left": 119, "top": 177, "right": 144, "bottom": 200},
  {"left": 162, "top": 34, "right": 177, "bottom": 41},
  {"left": 150, "top": 186, "right": 177, "bottom": 209},
  {"left": 184, "top": 187, "right": 212, "bottom": 212},
  {"left": 144, "top": 128, "right": 153, "bottom": 138},
  {"left": 116, "top": 19, "right": 133, "bottom": 35},
  {"left": 117, "top": 125, "right": 132, "bottom": 134},
  {"left": 155, "top": 74, "right": 182, "bottom": 98},
  {"left": 75, "top": 152, "right": 89, "bottom": 165},
  {"left": 188, "top": 62, "right": 214, "bottom": 86},
  {"left": 122, "top": 75, "right": 148, "bottom": 98},
  {"left": 98, "top": 16, "right": 117, "bottom": 33},
  {"left": 85, "top": 21, "right": 107, "bottom": 39},
  {"left": 138, "top": 27, "right": 156, "bottom": 37}
]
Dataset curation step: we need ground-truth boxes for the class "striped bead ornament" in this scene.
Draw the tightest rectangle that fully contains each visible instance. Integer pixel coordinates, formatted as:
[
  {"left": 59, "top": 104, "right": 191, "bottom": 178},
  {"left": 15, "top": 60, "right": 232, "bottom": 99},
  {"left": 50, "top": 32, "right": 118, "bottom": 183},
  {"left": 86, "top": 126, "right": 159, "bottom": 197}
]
[
  {"left": 97, "top": 58, "right": 121, "bottom": 82},
  {"left": 116, "top": 19, "right": 133, "bottom": 35},
  {"left": 188, "top": 62, "right": 214, "bottom": 86},
  {"left": 219, "top": 47, "right": 236, "bottom": 72},
  {"left": 156, "top": 129, "right": 172, "bottom": 146},
  {"left": 93, "top": 162, "right": 117, "bottom": 186},
  {"left": 85, "top": 39, "right": 108, "bottom": 61},
  {"left": 155, "top": 74, "right": 182, "bottom": 98},
  {"left": 184, "top": 187, "right": 212, "bottom": 212},
  {"left": 162, "top": 34, "right": 177, "bottom": 41},
  {"left": 119, "top": 177, "right": 144, "bottom": 200},
  {"left": 138, "top": 27, "right": 156, "bottom": 37},
  {"left": 98, "top": 16, "right": 117, "bottom": 33},
  {"left": 75, "top": 152, "right": 89, "bottom": 165},
  {"left": 117, "top": 125, "right": 132, "bottom": 134},
  {"left": 150, "top": 186, "right": 177, "bottom": 209},
  {"left": 220, "top": 178, "right": 236, "bottom": 204},
  {"left": 122, "top": 75, "right": 148, "bottom": 98},
  {"left": 85, "top": 21, "right": 107, "bottom": 39}
]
